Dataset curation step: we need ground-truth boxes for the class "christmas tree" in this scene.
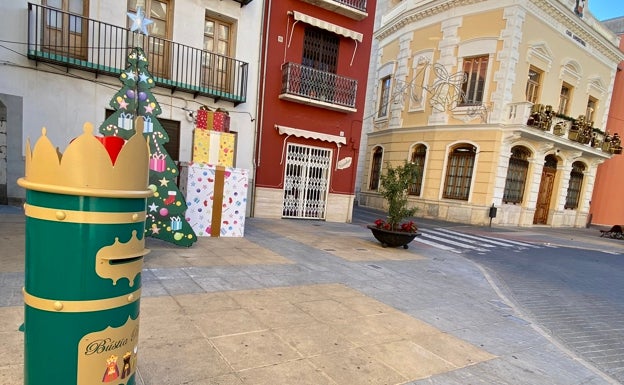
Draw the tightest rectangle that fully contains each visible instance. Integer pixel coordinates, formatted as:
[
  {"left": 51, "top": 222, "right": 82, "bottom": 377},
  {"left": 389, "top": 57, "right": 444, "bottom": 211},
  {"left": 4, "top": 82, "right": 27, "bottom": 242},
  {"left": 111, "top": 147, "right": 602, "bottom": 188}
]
[{"left": 100, "top": 46, "right": 197, "bottom": 247}]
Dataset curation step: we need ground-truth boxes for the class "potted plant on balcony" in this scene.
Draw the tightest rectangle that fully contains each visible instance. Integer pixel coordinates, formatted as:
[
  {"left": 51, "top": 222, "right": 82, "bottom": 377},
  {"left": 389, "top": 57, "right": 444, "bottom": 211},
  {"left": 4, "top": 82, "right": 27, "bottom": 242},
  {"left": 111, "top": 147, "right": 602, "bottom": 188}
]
[
  {"left": 367, "top": 161, "right": 421, "bottom": 249},
  {"left": 567, "top": 115, "right": 584, "bottom": 142}
]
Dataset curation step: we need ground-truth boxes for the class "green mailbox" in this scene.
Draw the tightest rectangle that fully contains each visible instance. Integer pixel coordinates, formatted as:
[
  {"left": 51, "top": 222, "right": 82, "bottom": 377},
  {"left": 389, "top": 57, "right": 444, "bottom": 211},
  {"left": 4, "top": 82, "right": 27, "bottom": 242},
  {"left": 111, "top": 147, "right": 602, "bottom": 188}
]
[{"left": 18, "top": 123, "right": 151, "bottom": 385}]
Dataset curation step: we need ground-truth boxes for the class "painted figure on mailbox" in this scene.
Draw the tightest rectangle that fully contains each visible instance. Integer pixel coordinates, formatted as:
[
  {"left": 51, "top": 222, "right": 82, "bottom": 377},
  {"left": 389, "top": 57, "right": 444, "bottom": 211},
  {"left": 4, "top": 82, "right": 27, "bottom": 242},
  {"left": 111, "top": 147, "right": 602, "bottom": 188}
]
[{"left": 103, "top": 355, "right": 120, "bottom": 382}]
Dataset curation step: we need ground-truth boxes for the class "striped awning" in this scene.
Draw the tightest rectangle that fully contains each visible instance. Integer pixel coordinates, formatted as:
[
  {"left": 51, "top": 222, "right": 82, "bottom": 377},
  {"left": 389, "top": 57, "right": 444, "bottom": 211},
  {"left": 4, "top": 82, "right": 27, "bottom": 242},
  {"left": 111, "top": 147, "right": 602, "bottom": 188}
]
[
  {"left": 291, "top": 11, "right": 363, "bottom": 42},
  {"left": 276, "top": 125, "right": 346, "bottom": 145}
]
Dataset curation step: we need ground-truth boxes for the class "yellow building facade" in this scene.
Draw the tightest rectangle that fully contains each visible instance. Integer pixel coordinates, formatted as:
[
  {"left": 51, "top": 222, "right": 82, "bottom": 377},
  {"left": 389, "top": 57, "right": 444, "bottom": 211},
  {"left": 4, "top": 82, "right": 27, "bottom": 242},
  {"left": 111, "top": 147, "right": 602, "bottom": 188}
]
[{"left": 359, "top": 0, "right": 624, "bottom": 227}]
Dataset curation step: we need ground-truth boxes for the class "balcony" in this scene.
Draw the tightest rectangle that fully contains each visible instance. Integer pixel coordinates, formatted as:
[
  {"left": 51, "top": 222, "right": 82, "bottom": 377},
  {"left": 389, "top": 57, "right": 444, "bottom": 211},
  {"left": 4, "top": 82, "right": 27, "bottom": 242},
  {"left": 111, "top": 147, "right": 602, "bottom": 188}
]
[
  {"left": 279, "top": 62, "right": 357, "bottom": 113},
  {"left": 27, "top": 3, "right": 248, "bottom": 105},
  {"left": 231, "top": 0, "right": 254, "bottom": 6},
  {"left": 299, "top": 0, "right": 367, "bottom": 20},
  {"left": 504, "top": 102, "right": 621, "bottom": 156}
]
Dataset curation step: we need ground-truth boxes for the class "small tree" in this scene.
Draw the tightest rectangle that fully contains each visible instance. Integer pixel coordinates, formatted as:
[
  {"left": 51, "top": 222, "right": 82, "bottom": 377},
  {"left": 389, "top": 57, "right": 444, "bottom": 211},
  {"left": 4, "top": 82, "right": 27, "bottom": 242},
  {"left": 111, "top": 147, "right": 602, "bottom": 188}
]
[{"left": 378, "top": 161, "right": 419, "bottom": 231}]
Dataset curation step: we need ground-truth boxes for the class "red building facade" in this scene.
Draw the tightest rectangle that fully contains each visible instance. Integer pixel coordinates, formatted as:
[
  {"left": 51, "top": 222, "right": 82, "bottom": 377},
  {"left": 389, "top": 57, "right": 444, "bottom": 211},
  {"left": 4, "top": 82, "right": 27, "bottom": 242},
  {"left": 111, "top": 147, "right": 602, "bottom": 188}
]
[
  {"left": 253, "top": 0, "right": 375, "bottom": 222},
  {"left": 591, "top": 19, "right": 624, "bottom": 226}
]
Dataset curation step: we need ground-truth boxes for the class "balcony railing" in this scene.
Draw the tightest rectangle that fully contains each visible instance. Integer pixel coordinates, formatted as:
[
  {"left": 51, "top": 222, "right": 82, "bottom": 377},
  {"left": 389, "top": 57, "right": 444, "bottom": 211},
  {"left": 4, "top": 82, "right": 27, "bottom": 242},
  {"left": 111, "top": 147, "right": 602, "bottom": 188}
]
[
  {"left": 300, "top": 0, "right": 367, "bottom": 20},
  {"left": 338, "top": 0, "right": 367, "bottom": 12},
  {"left": 27, "top": 3, "right": 248, "bottom": 105},
  {"left": 280, "top": 62, "right": 357, "bottom": 112},
  {"left": 504, "top": 102, "right": 621, "bottom": 155}
]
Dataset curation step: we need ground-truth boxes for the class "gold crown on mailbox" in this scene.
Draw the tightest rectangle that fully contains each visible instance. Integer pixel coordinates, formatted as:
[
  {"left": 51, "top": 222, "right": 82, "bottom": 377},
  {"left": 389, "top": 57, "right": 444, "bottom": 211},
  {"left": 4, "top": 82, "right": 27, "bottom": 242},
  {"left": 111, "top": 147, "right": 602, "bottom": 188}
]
[{"left": 19, "top": 122, "right": 151, "bottom": 196}]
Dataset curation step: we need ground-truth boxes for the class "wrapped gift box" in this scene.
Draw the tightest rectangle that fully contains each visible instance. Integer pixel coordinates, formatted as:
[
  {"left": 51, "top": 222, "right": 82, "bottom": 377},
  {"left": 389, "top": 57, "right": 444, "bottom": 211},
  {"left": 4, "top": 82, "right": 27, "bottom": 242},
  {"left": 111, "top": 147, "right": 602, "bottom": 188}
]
[
  {"left": 212, "top": 111, "right": 230, "bottom": 132},
  {"left": 195, "top": 109, "right": 230, "bottom": 132},
  {"left": 192, "top": 129, "right": 235, "bottom": 167},
  {"left": 196, "top": 109, "right": 209, "bottom": 129},
  {"left": 182, "top": 163, "right": 248, "bottom": 237}
]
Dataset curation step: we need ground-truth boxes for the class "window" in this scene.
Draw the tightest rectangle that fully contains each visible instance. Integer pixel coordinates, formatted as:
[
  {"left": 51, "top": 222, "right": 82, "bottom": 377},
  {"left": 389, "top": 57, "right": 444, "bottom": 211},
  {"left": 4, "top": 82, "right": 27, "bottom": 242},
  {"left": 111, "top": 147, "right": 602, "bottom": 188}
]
[
  {"left": 128, "top": 0, "right": 171, "bottom": 79},
  {"left": 378, "top": 76, "right": 391, "bottom": 118},
  {"left": 300, "top": 26, "right": 339, "bottom": 101},
  {"left": 558, "top": 83, "right": 572, "bottom": 115},
  {"left": 586, "top": 96, "right": 597, "bottom": 124},
  {"left": 461, "top": 56, "right": 488, "bottom": 106},
  {"left": 302, "top": 27, "right": 339, "bottom": 73},
  {"left": 43, "top": 0, "right": 88, "bottom": 59},
  {"left": 203, "top": 15, "right": 234, "bottom": 91},
  {"left": 443, "top": 144, "right": 476, "bottom": 200},
  {"left": 408, "top": 145, "right": 426, "bottom": 196},
  {"left": 503, "top": 146, "right": 531, "bottom": 204},
  {"left": 369, "top": 147, "right": 383, "bottom": 190},
  {"left": 565, "top": 161, "right": 585, "bottom": 209},
  {"left": 525, "top": 66, "right": 542, "bottom": 104}
]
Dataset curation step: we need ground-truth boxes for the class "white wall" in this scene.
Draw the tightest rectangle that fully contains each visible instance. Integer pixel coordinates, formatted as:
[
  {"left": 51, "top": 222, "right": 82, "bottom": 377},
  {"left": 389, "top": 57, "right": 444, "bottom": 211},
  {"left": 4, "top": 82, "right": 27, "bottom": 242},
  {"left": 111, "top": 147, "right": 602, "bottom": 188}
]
[{"left": 0, "top": 0, "right": 262, "bottom": 203}]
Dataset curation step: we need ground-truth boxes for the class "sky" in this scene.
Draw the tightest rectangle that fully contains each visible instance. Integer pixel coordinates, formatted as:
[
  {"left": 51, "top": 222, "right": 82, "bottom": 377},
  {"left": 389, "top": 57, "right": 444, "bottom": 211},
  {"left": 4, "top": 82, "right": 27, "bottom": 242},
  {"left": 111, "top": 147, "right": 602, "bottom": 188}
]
[{"left": 588, "top": 0, "right": 624, "bottom": 21}]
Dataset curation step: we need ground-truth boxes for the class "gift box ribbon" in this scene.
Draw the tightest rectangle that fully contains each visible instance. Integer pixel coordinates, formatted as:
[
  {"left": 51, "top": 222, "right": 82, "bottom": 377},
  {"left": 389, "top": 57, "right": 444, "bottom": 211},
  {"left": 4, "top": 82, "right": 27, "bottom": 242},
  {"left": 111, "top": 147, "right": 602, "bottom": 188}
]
[{"left": 211, "top": 165, "right": 226, "bottom": 237}]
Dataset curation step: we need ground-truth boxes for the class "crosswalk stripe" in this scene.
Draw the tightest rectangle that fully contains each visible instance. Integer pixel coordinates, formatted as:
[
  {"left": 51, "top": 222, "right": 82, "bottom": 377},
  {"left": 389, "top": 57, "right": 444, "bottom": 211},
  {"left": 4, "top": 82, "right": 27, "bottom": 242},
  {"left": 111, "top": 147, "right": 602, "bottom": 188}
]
[
  {"left": 408, "top": 228, "right": 546, "bottom": 253},
  {"left": 425, "top": 231, "right": 497, "bottom": 248},
  {"left": 434, "top": 228, "right": 539, "bottom": 248},
  {"left": 419, "top": 232, "right": 490, "bottom": 252},
  {"left": 412, "top": 237, "right": 461, "bottom": 253}
]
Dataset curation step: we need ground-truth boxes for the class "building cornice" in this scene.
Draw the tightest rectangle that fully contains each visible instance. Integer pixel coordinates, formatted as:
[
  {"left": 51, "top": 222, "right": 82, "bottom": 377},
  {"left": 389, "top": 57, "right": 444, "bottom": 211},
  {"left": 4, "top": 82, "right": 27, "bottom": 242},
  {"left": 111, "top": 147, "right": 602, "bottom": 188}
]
[
  {"left": 376, "top": 0, "right": 624, "bottom": 64},
  {"left": 376, "top": 0, "right": 486, "bottom": 41}
]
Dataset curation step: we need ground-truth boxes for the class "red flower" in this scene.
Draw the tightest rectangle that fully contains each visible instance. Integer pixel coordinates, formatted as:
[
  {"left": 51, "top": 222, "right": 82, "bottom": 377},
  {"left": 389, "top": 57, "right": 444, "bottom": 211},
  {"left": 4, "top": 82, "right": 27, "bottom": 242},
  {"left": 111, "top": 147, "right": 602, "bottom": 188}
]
[
  {"left": 400, "top": 221, "right": 417, "bottom": 232},
  {"left": 373, "top": 219, "right": 417, "bottom": 233}
]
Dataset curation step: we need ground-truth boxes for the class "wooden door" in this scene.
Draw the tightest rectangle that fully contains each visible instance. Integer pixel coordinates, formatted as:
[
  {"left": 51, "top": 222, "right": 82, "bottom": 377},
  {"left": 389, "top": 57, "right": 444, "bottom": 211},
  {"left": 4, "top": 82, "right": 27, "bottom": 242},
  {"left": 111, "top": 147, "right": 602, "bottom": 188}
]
[
  {"left": 533, "top": 158, "right": 557, "bottom": 224},
  {"left": 202, "top": 16, "right": 233, "bottom": 92},
  {"left": 128, "top": 0, "right": 171, "bottom": 79},
  {"left": 43, "top": 0, "right": 88, "bottom": 60}
]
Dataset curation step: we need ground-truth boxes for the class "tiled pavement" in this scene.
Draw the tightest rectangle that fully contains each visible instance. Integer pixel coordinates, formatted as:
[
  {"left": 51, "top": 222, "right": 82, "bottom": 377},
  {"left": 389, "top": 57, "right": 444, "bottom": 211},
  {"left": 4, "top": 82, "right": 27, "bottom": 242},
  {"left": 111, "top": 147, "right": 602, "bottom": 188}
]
[{"left": 0, "top": 205, "right": 620, "bottom": 385}]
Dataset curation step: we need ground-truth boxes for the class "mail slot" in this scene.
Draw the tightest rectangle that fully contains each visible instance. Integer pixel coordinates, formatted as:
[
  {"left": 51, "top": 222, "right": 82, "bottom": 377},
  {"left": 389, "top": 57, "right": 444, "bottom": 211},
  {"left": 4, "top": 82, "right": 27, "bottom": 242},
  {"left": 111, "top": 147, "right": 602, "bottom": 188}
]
[{"left": 18, "top": 124, "right": 151, "bottom": 385}]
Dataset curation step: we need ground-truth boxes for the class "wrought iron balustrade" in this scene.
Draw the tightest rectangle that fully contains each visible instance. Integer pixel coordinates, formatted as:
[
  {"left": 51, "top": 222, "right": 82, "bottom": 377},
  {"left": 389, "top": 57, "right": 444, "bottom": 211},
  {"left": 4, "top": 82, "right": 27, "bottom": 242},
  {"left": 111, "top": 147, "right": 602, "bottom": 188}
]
[
  {"left": 281, "top": 62, "right": 357, "bottom": 110},
  {"left": 27, "top": 3, "right": 248, "bottom": 105},
  {"left": 299, "top": 0, "right": 367, "bottom": 20},
  {"left": 333, "top": 0, "right": 367, "bottom": 12}
]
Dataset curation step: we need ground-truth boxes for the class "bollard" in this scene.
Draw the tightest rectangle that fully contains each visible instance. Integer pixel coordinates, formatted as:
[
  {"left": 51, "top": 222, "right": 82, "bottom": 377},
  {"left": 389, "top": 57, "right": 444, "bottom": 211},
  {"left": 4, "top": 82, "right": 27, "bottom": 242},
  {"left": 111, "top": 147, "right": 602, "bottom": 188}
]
[{"left": 17, "top": 122, "right": 151, "bottom": 385}]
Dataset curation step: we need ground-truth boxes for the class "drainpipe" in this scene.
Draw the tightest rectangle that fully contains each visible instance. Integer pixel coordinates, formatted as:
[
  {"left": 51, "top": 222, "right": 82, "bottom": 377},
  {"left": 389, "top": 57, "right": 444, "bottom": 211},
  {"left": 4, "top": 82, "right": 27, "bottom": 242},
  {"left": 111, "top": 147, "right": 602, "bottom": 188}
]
[{"left": 250, "top": 0, "right": 272, "bottom": 217}]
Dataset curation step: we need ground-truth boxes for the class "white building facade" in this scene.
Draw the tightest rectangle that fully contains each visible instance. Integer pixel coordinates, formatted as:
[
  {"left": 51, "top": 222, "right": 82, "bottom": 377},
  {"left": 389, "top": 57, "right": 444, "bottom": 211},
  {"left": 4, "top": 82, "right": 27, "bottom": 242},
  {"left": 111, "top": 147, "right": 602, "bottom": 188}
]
[{"left": 0, "top": 0, "right": 262, "bottom": 207}]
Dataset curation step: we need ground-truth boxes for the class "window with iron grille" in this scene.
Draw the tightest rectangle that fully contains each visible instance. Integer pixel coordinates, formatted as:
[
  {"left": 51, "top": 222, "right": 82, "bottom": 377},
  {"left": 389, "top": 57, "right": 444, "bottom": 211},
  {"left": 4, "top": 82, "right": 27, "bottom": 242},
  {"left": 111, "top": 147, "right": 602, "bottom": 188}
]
[
  {"left": 565, "top": 161, "right": 585, "bottom": 209},
  {"left": 460, "top": 56, "right": 488, "bottom": 106},
  {"left": 302, "top": 26, "right": 338, "bottom": 73},
  {"left": 558, "top": 83, "right": 572, "bottom": 115},
  {"left": 408, "top": 145, "right": 426, "bottom": 196},
  {"left": 369, "top": 146, "right": 383, "bottom": 190},
  {"left": 525, "top": 66, "right": 542, "bottom": 104},
  {"left": 377, "top": 76, "right": 391, "bottom": 118},
  {"left": 503, "top": 146, "right": 531, "bottom": 204},
  {"left": 443, "top": 144, "right": 476, "bottom": 200}
]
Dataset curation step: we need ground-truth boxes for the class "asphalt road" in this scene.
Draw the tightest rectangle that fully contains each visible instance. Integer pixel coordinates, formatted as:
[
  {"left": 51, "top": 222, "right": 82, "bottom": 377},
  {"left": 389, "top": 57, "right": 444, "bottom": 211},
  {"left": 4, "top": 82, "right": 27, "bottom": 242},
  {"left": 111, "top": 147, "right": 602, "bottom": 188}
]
[
  {"left": 464, "top": 245, "right": 624, "bottom": 383},
  {"left": 352, "top": 206, "right": 624, "bottom": 383}
]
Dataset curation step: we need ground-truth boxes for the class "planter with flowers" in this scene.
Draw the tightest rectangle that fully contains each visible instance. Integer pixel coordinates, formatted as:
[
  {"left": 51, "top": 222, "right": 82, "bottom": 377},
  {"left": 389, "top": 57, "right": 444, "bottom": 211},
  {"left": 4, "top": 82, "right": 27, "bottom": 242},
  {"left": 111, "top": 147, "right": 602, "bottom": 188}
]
[{"left": 367, "top": 161, "right": 421, "bottom": 249}]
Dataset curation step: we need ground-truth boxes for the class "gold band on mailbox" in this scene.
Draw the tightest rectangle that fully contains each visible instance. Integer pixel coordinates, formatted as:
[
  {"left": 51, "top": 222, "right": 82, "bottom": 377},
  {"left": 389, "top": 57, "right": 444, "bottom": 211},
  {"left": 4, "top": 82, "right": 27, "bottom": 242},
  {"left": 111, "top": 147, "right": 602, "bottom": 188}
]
[
  {"left": 23, "top": 288, "right": 141, "bottom": 313},
  {"left": 24, "top": 203, "right": 146, "bottom": 224}
]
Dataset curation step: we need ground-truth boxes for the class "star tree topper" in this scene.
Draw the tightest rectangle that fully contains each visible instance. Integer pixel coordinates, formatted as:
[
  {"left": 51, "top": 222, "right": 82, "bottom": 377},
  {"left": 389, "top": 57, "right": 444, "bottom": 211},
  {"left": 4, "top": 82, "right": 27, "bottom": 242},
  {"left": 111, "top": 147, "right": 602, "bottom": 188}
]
[{"left": 128, "top": 6, "right": 154, "bottom": 36}]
